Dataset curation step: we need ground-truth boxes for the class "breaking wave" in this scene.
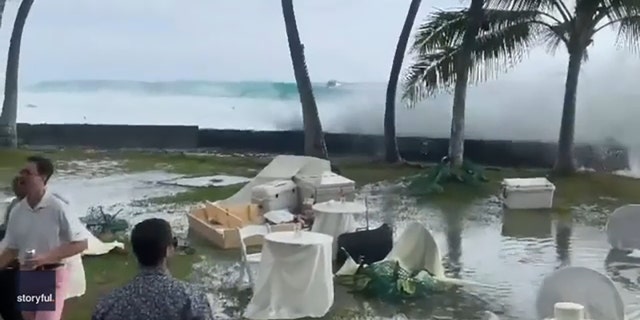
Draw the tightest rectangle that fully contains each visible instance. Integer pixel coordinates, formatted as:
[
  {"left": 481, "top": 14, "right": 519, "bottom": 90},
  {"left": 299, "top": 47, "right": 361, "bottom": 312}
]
[{"left": 27, "top": 80, "right": 351, "bottom": 101}]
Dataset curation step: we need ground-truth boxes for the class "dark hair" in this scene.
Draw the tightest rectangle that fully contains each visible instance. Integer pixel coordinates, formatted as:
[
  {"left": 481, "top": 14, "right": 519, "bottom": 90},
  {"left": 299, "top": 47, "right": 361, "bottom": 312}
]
[
  {"left": 26, "top": 155, "right": 54, "bottom": 183},
  {"left": 131, "top": 218, "right": 173, "bottom": 267}
]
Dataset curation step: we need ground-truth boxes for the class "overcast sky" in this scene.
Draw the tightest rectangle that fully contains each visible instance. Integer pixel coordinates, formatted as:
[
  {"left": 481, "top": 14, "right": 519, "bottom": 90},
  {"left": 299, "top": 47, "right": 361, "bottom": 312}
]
[{"left": 0, "top": 0, "right": 635, "bottom": 83}]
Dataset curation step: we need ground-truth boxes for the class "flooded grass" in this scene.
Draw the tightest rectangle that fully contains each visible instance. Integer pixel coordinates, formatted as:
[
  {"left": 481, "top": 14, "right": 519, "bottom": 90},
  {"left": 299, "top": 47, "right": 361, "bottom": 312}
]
[
  {"left": 147, "top": 185, "right": 243, "bottom": 205},
  {"left": 2, "top": 148, "right": 640, "bottom": 319}
]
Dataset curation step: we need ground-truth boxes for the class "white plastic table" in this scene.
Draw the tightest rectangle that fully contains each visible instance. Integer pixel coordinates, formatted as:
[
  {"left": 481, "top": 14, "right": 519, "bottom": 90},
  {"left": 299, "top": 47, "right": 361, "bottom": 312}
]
[
  {"left": 311, "top": 200, "right": 364, "bottom": 259},
  {"left": 243, "top": 231, "right": 334, "bottom": 320}
]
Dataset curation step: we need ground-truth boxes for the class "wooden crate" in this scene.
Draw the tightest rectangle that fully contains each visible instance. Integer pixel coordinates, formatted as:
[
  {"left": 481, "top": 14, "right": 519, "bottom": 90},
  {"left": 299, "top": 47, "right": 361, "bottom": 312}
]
[{"left": 188, "top": 203, "right": 295, "bottom": 249}]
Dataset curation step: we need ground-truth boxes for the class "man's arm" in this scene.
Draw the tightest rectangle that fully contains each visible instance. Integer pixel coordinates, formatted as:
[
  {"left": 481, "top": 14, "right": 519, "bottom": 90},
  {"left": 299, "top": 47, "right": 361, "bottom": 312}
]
[{"left": 46, "top": 205, "right": 88, "bottom": 262}]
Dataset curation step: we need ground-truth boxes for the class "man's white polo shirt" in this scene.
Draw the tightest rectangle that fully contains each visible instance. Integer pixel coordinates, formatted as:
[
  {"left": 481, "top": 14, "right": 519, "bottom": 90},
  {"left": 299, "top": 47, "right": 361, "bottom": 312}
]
[{"left": 3, "top": 190, "right": 87, "bottom": 263}]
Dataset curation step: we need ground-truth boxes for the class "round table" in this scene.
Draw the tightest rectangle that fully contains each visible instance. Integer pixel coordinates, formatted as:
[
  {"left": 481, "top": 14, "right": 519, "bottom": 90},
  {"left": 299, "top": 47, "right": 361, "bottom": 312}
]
[
  {"left": 311, "top": 200, "right": 365, "bottom": 259},
  {"left": 243, "top": 231, "right": 334, "bottom": 320}
]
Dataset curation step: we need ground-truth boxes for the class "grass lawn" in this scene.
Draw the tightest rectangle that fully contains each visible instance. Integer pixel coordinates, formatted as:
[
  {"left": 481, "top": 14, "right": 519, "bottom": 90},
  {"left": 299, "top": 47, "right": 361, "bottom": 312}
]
[{"left": 1, "top": 148, "right": 640, "bottom": 319}]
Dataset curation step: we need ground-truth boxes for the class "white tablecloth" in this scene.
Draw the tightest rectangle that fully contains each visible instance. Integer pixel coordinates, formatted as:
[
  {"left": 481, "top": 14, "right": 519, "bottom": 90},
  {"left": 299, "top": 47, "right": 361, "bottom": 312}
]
[
  {"left": 311, "top": 200, "right": 363, "bottom": 259},
  {"left": 244, "top": 231, "right": 334, "bottom": 319}
]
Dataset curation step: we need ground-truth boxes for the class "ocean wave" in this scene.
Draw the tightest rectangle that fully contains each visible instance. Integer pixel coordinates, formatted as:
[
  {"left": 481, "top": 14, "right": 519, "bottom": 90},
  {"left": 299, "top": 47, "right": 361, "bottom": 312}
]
[{"left": 26, "top": 80, "right": 357, "bottom": 100}]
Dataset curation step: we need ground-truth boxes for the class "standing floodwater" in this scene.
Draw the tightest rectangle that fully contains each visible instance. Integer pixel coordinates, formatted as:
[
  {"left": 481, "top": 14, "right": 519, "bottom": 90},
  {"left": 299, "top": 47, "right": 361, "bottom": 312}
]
[{"left": 194, "top": 184, "right": 640, "bottom": 320}]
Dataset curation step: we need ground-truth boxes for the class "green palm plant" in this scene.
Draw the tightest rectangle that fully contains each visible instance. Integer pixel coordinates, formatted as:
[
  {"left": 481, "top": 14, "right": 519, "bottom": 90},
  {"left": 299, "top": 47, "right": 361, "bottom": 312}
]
[{"left": 402, "top": 0, "right": 544, "bottom": 169}]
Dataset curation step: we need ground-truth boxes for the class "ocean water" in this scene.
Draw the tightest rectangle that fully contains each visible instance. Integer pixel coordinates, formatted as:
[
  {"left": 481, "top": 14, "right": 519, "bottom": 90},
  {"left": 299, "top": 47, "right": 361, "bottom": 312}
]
[
  {"left": 16, "top": 75, "right": 640, "bottom": 146},
  {"left": 0, "top": 0, "right": 637, "bottom": 146}
]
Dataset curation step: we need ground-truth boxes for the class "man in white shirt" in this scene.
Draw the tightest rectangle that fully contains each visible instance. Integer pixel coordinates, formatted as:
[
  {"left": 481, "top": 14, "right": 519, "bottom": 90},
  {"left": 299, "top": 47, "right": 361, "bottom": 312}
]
[{"left": 0, "top": 156, "right": 88, "bottom": 320}]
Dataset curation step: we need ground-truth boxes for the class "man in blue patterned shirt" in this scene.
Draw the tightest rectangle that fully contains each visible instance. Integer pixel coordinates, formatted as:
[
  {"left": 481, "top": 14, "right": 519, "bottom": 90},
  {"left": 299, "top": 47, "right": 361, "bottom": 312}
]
[{"left": 92, "top": 218, "right": 213, "bottom": 320}]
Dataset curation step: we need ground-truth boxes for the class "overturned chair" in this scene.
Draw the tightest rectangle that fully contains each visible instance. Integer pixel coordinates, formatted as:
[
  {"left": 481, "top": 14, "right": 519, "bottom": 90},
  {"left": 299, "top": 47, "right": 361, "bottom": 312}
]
[
  {"left": 535, "top": 266, "right": 625, "bottom": 320},
  {"left": 606, "top": 204, "right": 640, "bottom": 251}
]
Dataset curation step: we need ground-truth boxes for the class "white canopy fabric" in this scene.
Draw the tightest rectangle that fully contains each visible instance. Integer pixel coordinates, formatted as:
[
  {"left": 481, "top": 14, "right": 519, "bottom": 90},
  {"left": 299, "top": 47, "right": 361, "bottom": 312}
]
[
  {"left": 535, "top": 266, "right": 625, "bottom": 320},
  {"left": 384, "top": 222, "right": 445, "bottom": 278},
  {"left": 607, "top": 204, "right": 640, "bottom": 250},
  {"left": 220, "top": 155, "right": 331, "bottom": 205}
]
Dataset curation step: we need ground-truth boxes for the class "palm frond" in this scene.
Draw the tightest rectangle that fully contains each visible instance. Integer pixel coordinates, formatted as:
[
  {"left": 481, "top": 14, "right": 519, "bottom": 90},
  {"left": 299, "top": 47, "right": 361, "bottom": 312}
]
[
  {"left": 487, "top": 0, "right": 572, "bottom": 25},
  {"left": 468, "top": 15, "right": 541, "bottom": 84},
  {"left": 412, "top": 8, "right": 543, "bottom": 55},
  {"left": 614, "top": 15, "right": 640, "bottom": 53},
  {"left": 601, "top": 0, "right": 640, "bottom": 22},
  {"left": 487, "top": 0, "right": 556, "bottom": 10},
  {"left": 402, "top": 48, "right": 459, "bottom": 107},
  {"left": 411, "top": 10, "right": 467, "bottom": 55},
  {"left": 402, "top": 9, "right": 542, "bottom": 106},
  {"left": 539, "top": 21, "right": 569, "bottom": 53}
]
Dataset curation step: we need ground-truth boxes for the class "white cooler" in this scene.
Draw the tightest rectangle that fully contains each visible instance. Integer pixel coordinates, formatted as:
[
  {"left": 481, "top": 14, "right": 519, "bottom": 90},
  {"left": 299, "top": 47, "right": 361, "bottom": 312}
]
[
  {"left": 251, "top": 180, "right": 298, "bottom": 213},
  {"left": 501, "top": 177, "right": 555, "bottom": 209},
  {"left": 294, "top": 172, "right": 356, "bottom": 204}
]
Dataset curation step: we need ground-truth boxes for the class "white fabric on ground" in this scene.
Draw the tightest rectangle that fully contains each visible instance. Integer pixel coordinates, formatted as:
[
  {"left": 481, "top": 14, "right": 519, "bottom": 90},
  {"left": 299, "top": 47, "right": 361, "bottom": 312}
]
[
  {"left": 244, "top": 231, "right": 334, "bottom": 319},
  {"left": 607, "top": 204, "right": 640, "bottom": 250},
  {"left": 220, "top": 155, "right": 330, "bottom": 205},
  {"left": 384, "top": 222, "right": 445, "bottom": 278},
  {"left": 65, "top": 254, "right": 86, "bottom": 299},
  {"left": 535, "top": 266, "right": 625, "bottom": 320},
  {"left": 311, "top": 200, "right": 362, "bottom": 259}
]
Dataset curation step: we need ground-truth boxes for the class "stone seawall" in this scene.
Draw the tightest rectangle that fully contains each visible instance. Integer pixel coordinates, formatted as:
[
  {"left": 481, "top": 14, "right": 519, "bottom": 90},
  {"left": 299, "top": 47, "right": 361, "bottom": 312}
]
[
  {"left": 17, "top": 123, "right": 199, "bottom": 149},
  {"left": 16, "top": 124, "right": 629, "bottom": 171}
]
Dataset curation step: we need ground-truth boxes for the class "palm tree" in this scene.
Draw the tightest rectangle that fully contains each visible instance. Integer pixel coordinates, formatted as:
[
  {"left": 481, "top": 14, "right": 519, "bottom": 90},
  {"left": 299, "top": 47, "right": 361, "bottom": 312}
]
[
  {"left": 502, "top": 0, "right": 640, "bottom": 175},
  {"left": 281, "top": 0, "right": 328, "bottom": 159},
  {"left": 0, "top": 0, "right": 7, "bottom": 28},
  {"left": 384, "top": 0, "right": 423, "bottom": 163},
  {"left": 402, "top": 1, "right": 542, "bottom": 168},
  {"left": 0, "top": 0, "right": 35, "bottom": 148}
]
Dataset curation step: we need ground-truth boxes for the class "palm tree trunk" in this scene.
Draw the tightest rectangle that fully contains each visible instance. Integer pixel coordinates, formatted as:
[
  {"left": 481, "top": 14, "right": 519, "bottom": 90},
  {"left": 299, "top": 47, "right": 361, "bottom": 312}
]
[
  {"left": 448, "top": 0, "right": 483, "bottom": 167},
  {"left": 553, "top": 49, "right": 583, "bottom": 175},
  {"left": 281, "top": 0, "right": 328, "bottom": 159},
  {"left": 384, "top": 0, "right": 422, "bottom": 163},
  {"left": 0, "top": 0, "right": 35, "bottom": 148},
  {"left": 0, "top": 0, "right": 7, "bottom": 28}
]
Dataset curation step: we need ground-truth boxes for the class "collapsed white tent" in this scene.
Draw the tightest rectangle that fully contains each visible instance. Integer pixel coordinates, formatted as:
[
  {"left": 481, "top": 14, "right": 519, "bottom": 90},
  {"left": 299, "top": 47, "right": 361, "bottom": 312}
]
[
  {"left": 219, "top": 155, "right": 331, "bottom": 205},
  {"left": 535, "top": 266, "right": 625, "bottom": 320},
  {"left": 607, "top": 204, "right": 640, "bottom": 250}
]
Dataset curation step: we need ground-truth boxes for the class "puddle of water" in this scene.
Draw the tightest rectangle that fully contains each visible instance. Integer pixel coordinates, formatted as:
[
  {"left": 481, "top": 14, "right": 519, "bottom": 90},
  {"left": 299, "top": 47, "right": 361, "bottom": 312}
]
[
  {"left": 161, "top": 175, "right": 251, "bottom": 188},
  {"left": 0, "top": 169, "right": 193, "bottom": 235},
  {"left": 191, "top": 182, "right": 640, "bottom": 320}
]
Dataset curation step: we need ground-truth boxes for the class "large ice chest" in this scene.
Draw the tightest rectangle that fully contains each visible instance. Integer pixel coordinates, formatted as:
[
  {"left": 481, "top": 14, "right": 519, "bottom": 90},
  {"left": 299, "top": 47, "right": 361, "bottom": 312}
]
[
  {"left": 294, "top": 172, "right": 356, "bottom": 203},
  {"left": 501, "top": 177, "right": 555, "bottom": 209},
  {"left": 251, "top": 180, "right": 298, "bottom": 213}
]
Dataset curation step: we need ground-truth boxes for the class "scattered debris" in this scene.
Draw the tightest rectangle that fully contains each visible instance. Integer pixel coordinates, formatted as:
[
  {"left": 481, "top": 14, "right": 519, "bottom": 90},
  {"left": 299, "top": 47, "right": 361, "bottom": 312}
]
[
  {"left": 81, "top": 206, "right": 129, "bottom": 240},
  {"left": 407, "top": 157, "right": 488, "bottom": 195}
]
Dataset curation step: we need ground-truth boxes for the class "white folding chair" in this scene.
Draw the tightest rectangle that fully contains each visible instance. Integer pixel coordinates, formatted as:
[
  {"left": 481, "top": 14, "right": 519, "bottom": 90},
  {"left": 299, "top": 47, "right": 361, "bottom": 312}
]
[{"left": 237, "top": 224, "right": 271, "bottom": 289}]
